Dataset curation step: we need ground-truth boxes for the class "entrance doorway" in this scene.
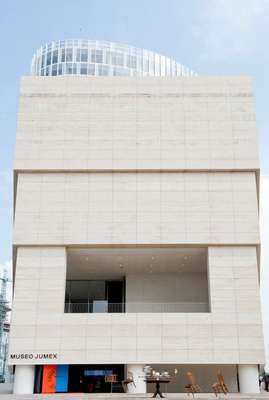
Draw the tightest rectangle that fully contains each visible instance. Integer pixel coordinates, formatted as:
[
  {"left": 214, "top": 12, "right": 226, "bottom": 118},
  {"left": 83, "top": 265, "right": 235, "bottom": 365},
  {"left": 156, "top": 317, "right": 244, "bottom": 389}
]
[{"left": 68, "top": 364, "right": 124, "bottom": 393}]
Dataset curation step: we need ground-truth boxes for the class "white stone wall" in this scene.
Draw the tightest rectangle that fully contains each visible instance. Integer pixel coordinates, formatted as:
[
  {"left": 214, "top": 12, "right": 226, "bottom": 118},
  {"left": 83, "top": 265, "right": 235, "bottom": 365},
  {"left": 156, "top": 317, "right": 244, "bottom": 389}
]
[
  {"left": 9, "top": 246, "right": 264, "bottom": 365},
  {"left": 14, "top": 172, "right": 259, "bottom": 246},
  {"left": 15, "top": 76, "right": 258, "bottom": 171},
  {"left": 10, "top": 76, "right": 264, "bottom": 368}
]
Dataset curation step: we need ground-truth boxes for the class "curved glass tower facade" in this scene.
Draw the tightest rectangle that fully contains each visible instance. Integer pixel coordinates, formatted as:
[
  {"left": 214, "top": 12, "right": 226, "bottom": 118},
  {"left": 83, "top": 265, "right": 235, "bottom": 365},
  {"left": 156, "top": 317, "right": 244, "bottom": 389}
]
[{"left": 31, "top": 39, "right": 196, "bottom": 77}]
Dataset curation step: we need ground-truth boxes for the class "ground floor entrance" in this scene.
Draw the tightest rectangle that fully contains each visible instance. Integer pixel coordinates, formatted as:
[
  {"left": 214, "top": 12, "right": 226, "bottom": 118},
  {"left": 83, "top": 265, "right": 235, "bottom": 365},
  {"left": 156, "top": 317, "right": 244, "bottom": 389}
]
[
  {"left": 13, "top": 363, "right": 261, "bottom": 395},
  {"left": 34, "top": 364, "right": 124, "bottom": 394},
  {"left": 68, "top": 364, "right": 124, "bottom": 393}
]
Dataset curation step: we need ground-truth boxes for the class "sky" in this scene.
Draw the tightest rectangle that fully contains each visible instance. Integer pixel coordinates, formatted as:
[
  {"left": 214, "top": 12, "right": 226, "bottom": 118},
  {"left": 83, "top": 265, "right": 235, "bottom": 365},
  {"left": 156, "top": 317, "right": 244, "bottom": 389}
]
[{"left": 0, "top": 0, "right": 269, "bottom": 362}]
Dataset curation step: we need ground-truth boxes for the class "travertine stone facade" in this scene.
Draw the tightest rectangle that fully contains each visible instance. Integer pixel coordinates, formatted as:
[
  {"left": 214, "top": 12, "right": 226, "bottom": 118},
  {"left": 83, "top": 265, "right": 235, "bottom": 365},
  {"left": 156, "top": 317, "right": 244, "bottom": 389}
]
[
  {"left": 15, "top": 77, "right": 258, "bottom": 171},
  {"left": 10, "top": 76, "right": 264, "bottom": 368},
  {"left": 14, "top": 172, "right": 259, "bottom": 245}
]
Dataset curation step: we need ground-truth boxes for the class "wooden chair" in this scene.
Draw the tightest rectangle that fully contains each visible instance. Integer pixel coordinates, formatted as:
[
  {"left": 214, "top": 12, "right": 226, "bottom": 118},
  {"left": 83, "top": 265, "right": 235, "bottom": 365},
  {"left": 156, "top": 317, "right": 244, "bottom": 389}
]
[
  {"left": 122, "top": 371, "right": 136, "bottom": 392},
  {"left": 105, "top": 374, "right": 118, "bottom": 393},
  {"left": 184, "top": 372, "right": 201, "bottom": 398},
  {"left": 212, "top": 370, "right": 228, "bottom": 397}
]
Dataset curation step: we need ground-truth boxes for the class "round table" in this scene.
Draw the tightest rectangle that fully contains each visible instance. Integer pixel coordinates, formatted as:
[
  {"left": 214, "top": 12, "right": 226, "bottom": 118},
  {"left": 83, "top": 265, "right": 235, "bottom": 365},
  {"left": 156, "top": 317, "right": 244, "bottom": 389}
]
[{"left": 145, "top": 378, "right": 170, "bottom": 398}]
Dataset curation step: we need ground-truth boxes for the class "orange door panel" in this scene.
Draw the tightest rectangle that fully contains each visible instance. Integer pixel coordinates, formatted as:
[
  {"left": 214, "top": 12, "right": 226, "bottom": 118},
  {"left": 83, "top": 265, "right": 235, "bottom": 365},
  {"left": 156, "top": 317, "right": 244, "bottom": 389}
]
[{"left": 42, "top": 365, "right": 56, "bottom": 393}]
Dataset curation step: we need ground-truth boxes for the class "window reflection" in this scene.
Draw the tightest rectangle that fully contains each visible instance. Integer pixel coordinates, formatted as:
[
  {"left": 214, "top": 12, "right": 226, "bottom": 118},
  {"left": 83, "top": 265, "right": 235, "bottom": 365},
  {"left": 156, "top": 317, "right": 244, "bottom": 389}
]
[
  {"left": 95, "top": 50, "right": 103, "bottom": 63},
  {"left": 88, "top": 64, "right": 95, "bottom": 75},
  {"left": 111, "top": 51, "right": 124, "bottom": 66},
  {"left": 144, "top": 57, "right": 149, "bottom": 73},
  {"left": 105, "top": 50, "right": 111, "bottom": 64},
  {"left": 52, "top": 50, "right": 58, "bottom": 64},
  {"left": 127, "top": 55, "right": 137, "bottom": 69},
  {"left": 98, "top": 65, "right": 109, "bottom": 76},
  {"left": 80, "top": 63, "right": 87, "bottom": 74},
  {"left": 61, "top": 49, "right": 65, "bottom": 62},
  {"left": 46, "top": 52, "right": 51, "bottom": 66},
  {"left": 66, "top": 63, "right": 73, "bottom": 74},
  {"left": 113, "top": 67, "right": 129, "bottom": 76},
  {"left": 52, "top": 64, "right": 57, "bottom": 76},
  {"left": 66, "top": 48, "right": 73, "bottom": 62},
  {"left": 81, "top": 49, "right": 88, "bottom": 62},
  {"left": 91, "top": 49, "right": 103, "bottom": 63}
]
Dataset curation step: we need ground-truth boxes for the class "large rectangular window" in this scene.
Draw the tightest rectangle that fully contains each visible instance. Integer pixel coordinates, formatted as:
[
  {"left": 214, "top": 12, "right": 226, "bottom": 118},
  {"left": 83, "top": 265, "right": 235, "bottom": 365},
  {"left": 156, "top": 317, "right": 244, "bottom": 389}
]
[{"left": 65, "top": 247, "right": 209, "bottom": 313}]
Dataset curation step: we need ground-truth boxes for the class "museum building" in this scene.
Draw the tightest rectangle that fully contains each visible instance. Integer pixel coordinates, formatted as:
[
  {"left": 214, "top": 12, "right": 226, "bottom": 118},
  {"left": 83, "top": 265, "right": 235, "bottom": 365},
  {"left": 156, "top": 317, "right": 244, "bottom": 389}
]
[{"left": 9, "top": 40, "right": 264, "bottom": 394}]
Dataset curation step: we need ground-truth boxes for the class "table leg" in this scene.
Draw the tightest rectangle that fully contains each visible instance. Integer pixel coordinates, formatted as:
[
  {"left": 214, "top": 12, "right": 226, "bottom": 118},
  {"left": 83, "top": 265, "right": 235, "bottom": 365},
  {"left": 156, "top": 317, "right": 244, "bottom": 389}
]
[{"left": 152, "top": 382, "right": 165, "bottom": 398}]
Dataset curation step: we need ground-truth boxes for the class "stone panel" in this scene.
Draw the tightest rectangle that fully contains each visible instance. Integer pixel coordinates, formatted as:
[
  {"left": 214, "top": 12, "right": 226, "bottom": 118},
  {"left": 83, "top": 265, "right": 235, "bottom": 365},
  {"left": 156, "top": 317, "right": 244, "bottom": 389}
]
[
  {"left": 14, "top": 172, "right": 259, "bottom": 246},
  {"left": 15, "top": 76, "right": 258, "bottom": 171}
]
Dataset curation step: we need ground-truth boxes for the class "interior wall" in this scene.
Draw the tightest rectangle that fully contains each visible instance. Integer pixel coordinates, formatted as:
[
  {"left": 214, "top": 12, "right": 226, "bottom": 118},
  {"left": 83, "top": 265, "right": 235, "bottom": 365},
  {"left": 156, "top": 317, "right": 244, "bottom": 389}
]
[
  {"left": 146, "top": 364, "right": 238, "bottom": 393},
  {"left": 126, "top": 272, "right": 209, "bottom": 311}
]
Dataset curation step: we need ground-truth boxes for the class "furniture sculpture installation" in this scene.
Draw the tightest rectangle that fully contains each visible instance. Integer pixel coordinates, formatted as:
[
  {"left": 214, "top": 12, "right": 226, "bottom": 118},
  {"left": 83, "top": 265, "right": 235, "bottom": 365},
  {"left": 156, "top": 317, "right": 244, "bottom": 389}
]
[
  {"left": 122, "top": 371, "right": 136, "bottom": 392},
  {"left": 146, "top": 377, "right": 170, "bottom": 398},
  {"left": 212, "top": 370, "right": 228, "bottom": 397},
  {"left": 184, "top": 372, "right": 201, "bottom": 398}
]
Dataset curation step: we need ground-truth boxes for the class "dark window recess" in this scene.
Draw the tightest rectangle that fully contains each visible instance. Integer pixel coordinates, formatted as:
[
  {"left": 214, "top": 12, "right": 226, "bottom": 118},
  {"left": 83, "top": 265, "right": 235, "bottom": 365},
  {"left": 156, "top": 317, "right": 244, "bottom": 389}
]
[{"left": 65, "top": 280, "right": 125, "bottom": 313}]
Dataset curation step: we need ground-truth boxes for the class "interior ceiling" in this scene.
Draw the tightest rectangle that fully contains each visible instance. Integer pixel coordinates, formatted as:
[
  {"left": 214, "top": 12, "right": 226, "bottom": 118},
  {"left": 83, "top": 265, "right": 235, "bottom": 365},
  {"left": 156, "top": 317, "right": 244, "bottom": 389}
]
[{"left": 67, "top": 247, "right": 207, "bottom": 280}]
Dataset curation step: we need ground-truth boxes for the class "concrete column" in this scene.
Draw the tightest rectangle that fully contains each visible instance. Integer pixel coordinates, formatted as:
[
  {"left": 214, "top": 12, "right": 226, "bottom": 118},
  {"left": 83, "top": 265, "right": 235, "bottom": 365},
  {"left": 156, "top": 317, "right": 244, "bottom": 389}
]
[
  {"left": 127, "top": 364, "right": 146, "bottom": 393},
  {"left": 238, "top": 364, "right": 260, "bottom": 393},
  {"left": 13, "top": 365, "right": 35, "bottom": 394}
]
